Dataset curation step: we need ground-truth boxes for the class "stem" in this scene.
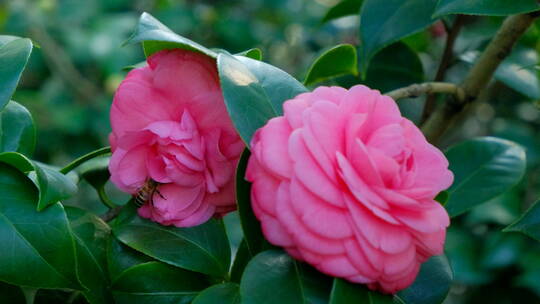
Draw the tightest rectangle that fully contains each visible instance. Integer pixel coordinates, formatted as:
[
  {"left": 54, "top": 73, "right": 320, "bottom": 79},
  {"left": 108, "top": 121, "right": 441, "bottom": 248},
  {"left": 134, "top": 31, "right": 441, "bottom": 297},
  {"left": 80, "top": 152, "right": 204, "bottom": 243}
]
[
  {"left": 385, "top": 82, "right": 465, "bottom": 101},
  {"left": 422, "top": 12, "right": 540, "bottom": 143},
  {"left": 59, "top": 146, "right": 111, "bottom": 174},
  {"left": 97, "top": 185, "right": 117, "bottom": 209},
  {"left": 100, "top": 205, "right": 124, "bottom": 222},
  {"left": 421, "top": 15, "right": 466, "bottom": 124}
]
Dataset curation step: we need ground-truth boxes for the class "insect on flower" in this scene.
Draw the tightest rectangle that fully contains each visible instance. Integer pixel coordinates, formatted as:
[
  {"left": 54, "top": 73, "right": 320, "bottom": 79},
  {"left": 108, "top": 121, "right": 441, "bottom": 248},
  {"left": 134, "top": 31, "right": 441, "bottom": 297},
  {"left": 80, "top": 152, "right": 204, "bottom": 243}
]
[{"left": 134, "top": 179, "right": 165, "bottom": 208}]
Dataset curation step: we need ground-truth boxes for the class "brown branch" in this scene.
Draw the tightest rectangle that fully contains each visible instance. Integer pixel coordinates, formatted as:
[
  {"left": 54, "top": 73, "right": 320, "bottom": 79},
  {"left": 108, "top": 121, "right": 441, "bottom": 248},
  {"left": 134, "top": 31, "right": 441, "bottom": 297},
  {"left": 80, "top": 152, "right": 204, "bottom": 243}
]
[
  {"left": 29, "top": 26, "right": 101, "bottom": 102},
  {"left": 421, "top": 15, "right": 467, "bottom": 124},
  {"left": 386, "top": 82, "right": 465, "bottom": 101},
  {"left": 421, "top": 12, "right": 540, "bottom": 143},
  {"left": 100, "top": 206, "right": 124, "bottom": 222}
]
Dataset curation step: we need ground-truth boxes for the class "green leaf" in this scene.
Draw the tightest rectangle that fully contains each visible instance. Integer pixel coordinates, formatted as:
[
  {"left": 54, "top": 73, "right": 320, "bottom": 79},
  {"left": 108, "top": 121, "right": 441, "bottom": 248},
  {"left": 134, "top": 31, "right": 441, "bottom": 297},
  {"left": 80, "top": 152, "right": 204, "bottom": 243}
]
[
  {"left": 127, "top": 12, "right": 217, "bottom": 58},
  {"left": 495, "top": 48, "right": 540, "bottom": 100},
  {"left": 235, "top": 56, "right": 307, "bottom": 116},
  {"left": 107, "top": 236, "right": 153, "bottom": 283},
  {"left": 322, "top": 0, "right": 364, "bottom": 23},
  {"left": 192, "top": 283, "right": 241, "bottom": 304},
  {"left": 329, "top": 279, "right": 393, "bottom": 304},
  {"left": 217, "top": 53, "right": 277, "bottom": 145},
  {"left": 504, "top": 199, "right": 540, "bottom": 241},
  {"left": 364, "top": 42, "right": 424, "bottom": 93},
  {"left": 111, "top": 261, "right": 209, "bottom": 304},
  {"left": 0, "top": 101, "right": 35, "bottom": 156},
  {"left": 359, "top": 0, "right": 438, "bottom": 74},
  {"left": 77, "top": 155, "right": 110, "bottom": 190},
  {"left": 235, "top": 149, "right": 271, "bottom": 257},
  {"left": 240, "top": 250, "right": 303, "bottom": 304},
  {"left": 240, "top": 250, "right": 332, "bottom": 304},
  {"left": 444, "top": 137, "right": 526, "bottom": 217},
  {"left": 66, "top": 207, "right": 113, "bottom": 304},
  {"left": 304, "top": 44, "right": 358, "bottom": 86},
  {"left": 0, "top": 152, "right": 78, "bottom": 210},
  {"left": 236, "top": 48, "right": 263, "bottom": 61},
  {"left": 230, "top": 239, "right": 252, "bottom": 282},
  {"left": 434, "top": 0, "right": 540, "bottom": 17},
  {"left": 434, "top": 191, "right": 449, "bottom": 205},
  {"left": 0, "top": 282, "right": 26, "bottom": 304},
  {"left": 112, "top": 204, "right": 231, "bottom": 277},
  {"left": 0, "top": 38, "right": 33, "bottom": 110},
  {"left": 0, "top": 163, "right": 82, "bottom": 289},
  {"left": 396, "top": 255, "right": 453, "bottom": 304}
]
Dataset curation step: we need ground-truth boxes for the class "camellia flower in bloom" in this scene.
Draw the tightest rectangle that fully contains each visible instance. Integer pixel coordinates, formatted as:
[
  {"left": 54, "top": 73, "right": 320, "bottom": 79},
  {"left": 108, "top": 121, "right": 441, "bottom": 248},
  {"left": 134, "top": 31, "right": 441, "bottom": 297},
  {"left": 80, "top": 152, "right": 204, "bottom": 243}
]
[
  {"left": 246, "top": 85, "right": 453, "bottom": 293},
  {"left": 108, "top": 49, "right": 244, "bottom": 227}
]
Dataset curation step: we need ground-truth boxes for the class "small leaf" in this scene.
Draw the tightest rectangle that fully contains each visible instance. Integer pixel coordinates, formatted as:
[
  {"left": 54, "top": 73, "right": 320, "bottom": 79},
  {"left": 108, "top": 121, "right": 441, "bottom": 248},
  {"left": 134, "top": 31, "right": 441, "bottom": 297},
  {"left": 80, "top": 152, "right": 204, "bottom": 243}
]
[
  {"left": 396, "top": 255, "right": 453, "bottom": 304},
  {"left": 217, "top": 53, "right": 277, "bottom": 145},
  {"left": 322, "top": 0, "right": 364, "bottom": 24},
  {"left": 504, "top": 199, "right": 540, "bottom": 242},
  {"left": 435, "top": 191, "right": 449, "bottom": 205},
  {"left": 240, "top": 250, "right": 332, "bottom": 304},
  {"left": 495, "top": 48, "right": 540, "bottom": 100},
  {"left": 304, "top": 44, "right": 358, "bottom": 86},
  {"left": 236, "top": 48, "right": 262, "bottom": 61},
  {"left": 0, "top": 100, "right": 36, "bottom": 156},
  {"left": 444, "top": 137, "right": 526, "bottom": 217},
  {"left": 359, "top": 0, "right": 438, "bottom": 74},
  {"left": 192, "top": 283, "right": 241, "bottom": 304},
  {"left": 0, "top": 38, "right": 33, "bottom": 110},
  {"left": 111, "top": 261, "right": 209, "bottom": 304},
  {"left": 0, "top": 152, "right": 77, "bottom": 210},
  {"left": 77, "top": 156, "right": 110, "bottom": 190},
  {"left": 434, "top": 0, "right": 540, "bottom": 17},
  {"left": 329, "top": 279, "right": 393, "bottom": 304},
  {"left": 66, "top": 207, "right": 113, "bottom": 304},
  {"left": 230, "top": 239, "right": 251, "bottom": 282},
  {"left": 0, "top": 163, "right": 82, "bottom": 289},
  {"left": 127, "top": 12, "right": 217, "bottom": 58},
  {"left": 112, "top": 204, "right": 231, "bottom": 277}
]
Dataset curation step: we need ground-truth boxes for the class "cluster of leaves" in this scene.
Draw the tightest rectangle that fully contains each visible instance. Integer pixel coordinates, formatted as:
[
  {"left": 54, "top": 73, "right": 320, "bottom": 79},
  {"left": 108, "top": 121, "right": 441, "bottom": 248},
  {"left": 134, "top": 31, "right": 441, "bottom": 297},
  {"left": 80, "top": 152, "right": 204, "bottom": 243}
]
[{"left": 2, "top": 0, "right": 540, "bottom": 300}]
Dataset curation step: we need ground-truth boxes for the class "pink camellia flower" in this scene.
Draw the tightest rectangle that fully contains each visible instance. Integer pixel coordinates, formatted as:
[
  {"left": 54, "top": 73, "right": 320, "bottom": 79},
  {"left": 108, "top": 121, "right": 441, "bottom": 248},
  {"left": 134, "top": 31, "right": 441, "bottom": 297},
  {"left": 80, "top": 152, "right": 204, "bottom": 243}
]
[
  {"left": 109, "top": 49, "right": 244, "bottom": 227},
  {"left": 246, "top": 85, "right": 453, "bottom": 293}
]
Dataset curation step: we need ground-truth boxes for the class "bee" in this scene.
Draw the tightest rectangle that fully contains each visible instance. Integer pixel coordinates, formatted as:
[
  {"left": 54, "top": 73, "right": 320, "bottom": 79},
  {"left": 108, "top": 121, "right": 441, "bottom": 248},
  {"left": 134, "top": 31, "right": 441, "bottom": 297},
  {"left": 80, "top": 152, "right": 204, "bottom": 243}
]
[{"left": 134, "top": 179, "right": 165, "bottom": 208}]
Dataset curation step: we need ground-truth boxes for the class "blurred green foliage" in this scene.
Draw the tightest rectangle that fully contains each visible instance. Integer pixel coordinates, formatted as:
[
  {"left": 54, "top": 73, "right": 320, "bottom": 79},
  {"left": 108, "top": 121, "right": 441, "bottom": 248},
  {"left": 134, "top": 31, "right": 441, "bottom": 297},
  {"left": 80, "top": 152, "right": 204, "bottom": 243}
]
[{"left": 2, "top": 0, "right": 540, "bottom": 303}]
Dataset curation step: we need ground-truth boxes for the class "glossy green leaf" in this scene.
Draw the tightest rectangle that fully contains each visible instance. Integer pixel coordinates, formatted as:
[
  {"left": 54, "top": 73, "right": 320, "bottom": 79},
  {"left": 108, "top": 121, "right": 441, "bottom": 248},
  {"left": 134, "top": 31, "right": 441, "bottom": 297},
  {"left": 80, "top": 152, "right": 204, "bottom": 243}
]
[
  {"left": 329, "top": 279, "right": 393, "bottom": 304},
  {"left": 0, "top": 152, "right": 78, "bottom": 210},
  {"left": 217, "top": 53, "right": 277, "bottom": 145},
  {"left": 0, "top": 36, "right": 20, "bottom": 47},
  {"left": 0, "top": 163, "right": 81, "bottom": 289},
  {"left": 0, "top": 38, "right": 33, "bottom": 110},
  {"left": 235, "top": 56, "right": 307, "bottom": 115},
  {"left": 77, "top": 155, "right": 110, "bottom": 190},
  {"left": 322, "top": 0, "right": 363, "bottom": 23},
  {"left": 66, "top": 207, "right": 113, "bottom": 304},
  {"left": 235, "top": 149, "right": 271, "bottom": 257},
  {"left": 230, "top": 239, "right": 252, "bottom": 282},
  {"left": 127, "top": 12, "right": 216, "bottom": 58},
  {"left": 192, "top": 283, "right": 241, "bottom": 304},
  {"left": 364, "top": 42, "right": 424, "bottom": 93},
  {"left": 0, "top": 101, "right": 35, "bottom": 156},
  {"left": 396, "top": 255, "right": 453, "bottom": 304},
  {"left": 113, "top": 204, "right": 231, "bottom": 277},
  {"left": 107, "top": 237, "right": 153, "bottom": 283},
  {"left": 504, "top": 199, "right": 540, "bottom": 241},
  {"left": 111, "top": 261, "right": 209, "bottom": 304},
  {"left": 236, "top": 48, "right": 263, "bottom": 61},
  {"left": 359, "top": 0, "right": 438, "bottom": 74},
  {"left": 240, "top": 250, "right": 331, "bottom": 304},
  {"left": 240, "top": 250, "right": 303, "bottom": 304},
  {"left": 495, "top": 48, "right": 540, "bottom": 100},
  {"left": 0, "top": 282, "right": 25, "bottom": 304},
  {"left": 304, "top": 44, "right": 358, "bottom": 86},
  {"left": 444, "top": 137, "right": 526, "bottom": 217},
  {"left": 434, "top": 0, "right": 540, "bottom": 17}
]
